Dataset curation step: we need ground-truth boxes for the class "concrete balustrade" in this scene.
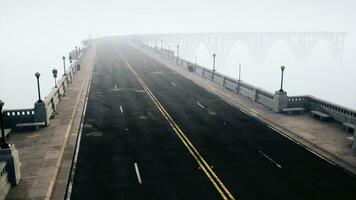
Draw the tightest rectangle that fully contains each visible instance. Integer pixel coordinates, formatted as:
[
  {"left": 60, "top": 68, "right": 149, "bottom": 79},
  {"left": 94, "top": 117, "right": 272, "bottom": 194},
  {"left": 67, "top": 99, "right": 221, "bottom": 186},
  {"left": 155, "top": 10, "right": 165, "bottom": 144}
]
[
  {"left": 145, "top": 43, "right": 356, "bottom": 124},
  {"left": 2, "top": 47, "right": 87, "bottom": 129},
  {"left": 288, "top": 95, "right": 356, "bottom": 124},
  {"left": 3, "top": 109, "right": 35, "bottom": 128}
]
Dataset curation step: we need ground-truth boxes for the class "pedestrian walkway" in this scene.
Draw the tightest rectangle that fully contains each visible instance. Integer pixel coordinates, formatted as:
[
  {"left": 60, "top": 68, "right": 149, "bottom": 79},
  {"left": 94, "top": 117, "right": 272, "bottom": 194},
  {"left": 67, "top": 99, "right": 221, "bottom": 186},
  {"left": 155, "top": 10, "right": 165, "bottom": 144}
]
[
  {"left": 135, "top": 44, "right": 356, "bottom": 175},
  {"left": 6, "top": 45, "right": 96, "bottom": 200}
]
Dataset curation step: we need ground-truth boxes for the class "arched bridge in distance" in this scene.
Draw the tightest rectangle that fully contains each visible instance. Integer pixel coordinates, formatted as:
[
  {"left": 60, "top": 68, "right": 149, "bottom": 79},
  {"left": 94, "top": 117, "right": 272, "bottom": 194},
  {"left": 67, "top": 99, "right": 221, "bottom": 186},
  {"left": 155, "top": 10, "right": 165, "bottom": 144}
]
[{"left": 137, "top": 32, "right": 346, "bottom": 64}]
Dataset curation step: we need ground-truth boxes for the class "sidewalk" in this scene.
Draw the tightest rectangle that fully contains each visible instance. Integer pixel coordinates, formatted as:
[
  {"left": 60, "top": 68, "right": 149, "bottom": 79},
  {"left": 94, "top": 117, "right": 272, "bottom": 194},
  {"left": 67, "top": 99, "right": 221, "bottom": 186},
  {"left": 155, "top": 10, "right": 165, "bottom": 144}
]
[
  {"left": 135, "top": 45, "right": 356, "bottom": 175},
  {"left": 6, "top": 45, "right": 96, "bottom": 200}
]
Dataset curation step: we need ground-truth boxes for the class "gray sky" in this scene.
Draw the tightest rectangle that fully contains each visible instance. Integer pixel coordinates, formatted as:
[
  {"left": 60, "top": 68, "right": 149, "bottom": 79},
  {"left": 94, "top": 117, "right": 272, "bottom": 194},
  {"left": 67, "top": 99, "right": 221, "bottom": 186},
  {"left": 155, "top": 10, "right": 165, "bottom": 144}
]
[{"left": 1, "top": 0, "right": 356, "bottom": 108}]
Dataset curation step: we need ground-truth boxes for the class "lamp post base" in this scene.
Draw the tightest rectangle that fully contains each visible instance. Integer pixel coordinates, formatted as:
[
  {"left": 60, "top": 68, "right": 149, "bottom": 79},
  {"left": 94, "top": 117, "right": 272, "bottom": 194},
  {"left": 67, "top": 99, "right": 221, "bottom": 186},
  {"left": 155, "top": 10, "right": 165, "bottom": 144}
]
[
  {"left": 273, "top": 90, "right": 288, "bottom": 113},
  {"left": 0, "top": 144, "right": 21, "bottom": 186}
]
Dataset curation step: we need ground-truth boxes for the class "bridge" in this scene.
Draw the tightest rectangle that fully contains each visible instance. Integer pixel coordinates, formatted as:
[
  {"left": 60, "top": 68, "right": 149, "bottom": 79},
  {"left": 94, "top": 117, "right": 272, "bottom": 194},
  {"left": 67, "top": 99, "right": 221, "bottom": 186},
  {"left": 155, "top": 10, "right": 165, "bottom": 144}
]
[
  {"left": 137, "top": 32, "right": 346, "bottom": 64},
  {"left": 0, "top": 35, "right": 356, "bottom": 200}
]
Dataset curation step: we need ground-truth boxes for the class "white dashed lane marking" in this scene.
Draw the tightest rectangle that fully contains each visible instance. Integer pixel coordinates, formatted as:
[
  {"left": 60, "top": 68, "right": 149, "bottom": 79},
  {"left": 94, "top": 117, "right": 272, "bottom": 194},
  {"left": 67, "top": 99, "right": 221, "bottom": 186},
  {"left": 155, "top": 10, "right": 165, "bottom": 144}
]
[
  {"left": 259, "top": 150, "right": 282, "bottom": 169},
  {"left": 197, "top": 101, "right": 205, "bottom": 109},
  {"left": 134, "top": 162, "right": 143, "bottom": 184},
  {"left": 120, "top": 105, "right": 123, "bottom": 114}
]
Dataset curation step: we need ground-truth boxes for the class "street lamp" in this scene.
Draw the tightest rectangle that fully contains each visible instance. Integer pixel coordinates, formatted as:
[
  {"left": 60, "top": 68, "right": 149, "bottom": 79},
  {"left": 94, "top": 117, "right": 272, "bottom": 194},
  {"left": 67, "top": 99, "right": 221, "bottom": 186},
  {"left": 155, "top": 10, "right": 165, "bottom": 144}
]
[
  {"left": 212, "top": 53, "right": 216, "bottom": 71},
  {"left": 52, "top": 68, "right": 58, "bottom": 88},
  {"left": 62, "top": 56, "right": 66, "bottom": 75},
  {"left": 75, "top": 46, "right": 79, "bottom": 60},
  {"left": 35, "top": 72, "right": 42, "bottom": 103},
  {"left": 0, "top": 100, "right": 9, "bottom": 149},
  {"left": 176, "top": 45, "right": 179, "bottom": 64},
  {"left": 238, "top": 63, "right": 241, "bottom": 81},
  {"left": 160, "top": 40, "right": 163, "bottom": 51},
  {"left": 279, "top": 65, "right": 286, "bottom": 92},
  {"left": 69, "top": 56, "right": 73, "bottom": 64}
]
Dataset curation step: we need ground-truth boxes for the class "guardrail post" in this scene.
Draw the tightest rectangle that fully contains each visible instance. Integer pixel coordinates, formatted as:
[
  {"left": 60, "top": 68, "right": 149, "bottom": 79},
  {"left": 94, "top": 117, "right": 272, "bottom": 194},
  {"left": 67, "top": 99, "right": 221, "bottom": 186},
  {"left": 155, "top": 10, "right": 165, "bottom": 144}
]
[
  {"left": 252, "top": 89, "right": 257, "bottom": 101},
  {"left": 236, "top": 81, "right": 240, "bottom": 94},
  {"left": 352, "top": 129, "right": 356, "bottom": 155},
  {"left": 50, "top": 98, "right": 56, "bottom": 113}
]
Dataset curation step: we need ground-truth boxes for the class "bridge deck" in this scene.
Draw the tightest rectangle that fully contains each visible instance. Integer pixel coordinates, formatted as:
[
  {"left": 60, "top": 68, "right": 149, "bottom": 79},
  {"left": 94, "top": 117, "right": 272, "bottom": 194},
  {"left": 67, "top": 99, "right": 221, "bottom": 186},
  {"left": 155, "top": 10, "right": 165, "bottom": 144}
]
[
  {"left": 68, "top": 39, "right": 356, "bottom": 200},
  {"left": 5, "top": 38, "right": 356, "bottom": 200}
]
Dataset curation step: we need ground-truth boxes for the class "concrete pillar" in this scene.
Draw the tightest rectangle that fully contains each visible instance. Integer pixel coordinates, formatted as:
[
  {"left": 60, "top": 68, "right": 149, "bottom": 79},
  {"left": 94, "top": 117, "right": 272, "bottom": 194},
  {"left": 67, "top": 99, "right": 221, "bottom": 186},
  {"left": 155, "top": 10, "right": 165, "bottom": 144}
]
[
  {"left": 352, "top": 129, "right": 356, "bottom": 155},
  {"left": 273, "top": 91, "right": 288, "bottom": 112},
  {"left": 34, "top": 101, "right": 48, "bottom": 126},
  {"left": 0, "top": 145, "right": 21, "bottom": 186}
]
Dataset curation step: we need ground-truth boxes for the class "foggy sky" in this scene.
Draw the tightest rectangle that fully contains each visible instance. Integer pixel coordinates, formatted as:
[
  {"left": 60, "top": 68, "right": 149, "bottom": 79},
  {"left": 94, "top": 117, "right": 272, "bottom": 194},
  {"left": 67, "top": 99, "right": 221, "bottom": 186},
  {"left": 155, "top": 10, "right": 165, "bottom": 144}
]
[{"left": 1, "top": 0, "right": 356, "bottom": 109}]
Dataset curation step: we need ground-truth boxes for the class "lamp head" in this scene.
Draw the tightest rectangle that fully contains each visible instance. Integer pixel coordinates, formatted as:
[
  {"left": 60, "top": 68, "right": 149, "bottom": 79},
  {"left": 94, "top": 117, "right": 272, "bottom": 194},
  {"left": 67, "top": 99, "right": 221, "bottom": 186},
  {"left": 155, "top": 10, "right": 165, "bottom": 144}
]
[
  {"left": 62, "top": 56, "right": 65, "bottom": 60},
  {"left": 52, "top": 68, "right": 58, "bottom": 78},
  {"left": 281, "top": 65, "right": 285, "bottom": 71},
  {"left": 35, "top": 72, "right": 40, "bottom": 79}
]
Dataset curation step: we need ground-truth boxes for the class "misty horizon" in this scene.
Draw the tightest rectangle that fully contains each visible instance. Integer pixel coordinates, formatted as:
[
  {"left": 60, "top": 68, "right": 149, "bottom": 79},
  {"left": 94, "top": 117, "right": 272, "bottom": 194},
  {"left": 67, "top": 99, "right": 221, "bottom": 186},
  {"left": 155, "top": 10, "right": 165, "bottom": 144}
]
[{"left": 1, "top": 0, "right": 355, "bottom": 109}]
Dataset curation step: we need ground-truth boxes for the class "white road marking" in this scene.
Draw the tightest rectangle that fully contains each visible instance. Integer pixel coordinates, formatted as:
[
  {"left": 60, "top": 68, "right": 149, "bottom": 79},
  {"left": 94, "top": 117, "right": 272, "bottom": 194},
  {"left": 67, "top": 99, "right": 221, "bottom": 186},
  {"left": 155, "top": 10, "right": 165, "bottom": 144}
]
[
  {"left": 120, "top": 105, "right": 124, "bottom": 114},
  {"left": 170, "top": 82, "right": 176, "bottom": 87},
  {"left": 259, "top": 150, "right": 282, "bottom": 168},
  {"left": 197, "top": 101, "right": 205, "bottom": 109},
  {"left": 134, "top": 162, "right": 142, "bottom": 184}
]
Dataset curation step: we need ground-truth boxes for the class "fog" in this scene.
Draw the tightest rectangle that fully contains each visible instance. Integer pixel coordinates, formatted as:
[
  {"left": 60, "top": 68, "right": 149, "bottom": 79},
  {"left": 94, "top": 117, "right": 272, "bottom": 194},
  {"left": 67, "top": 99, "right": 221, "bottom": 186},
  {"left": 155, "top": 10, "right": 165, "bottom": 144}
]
[{"left": 0, "top": 0, "right": 355, "bottom": 109}]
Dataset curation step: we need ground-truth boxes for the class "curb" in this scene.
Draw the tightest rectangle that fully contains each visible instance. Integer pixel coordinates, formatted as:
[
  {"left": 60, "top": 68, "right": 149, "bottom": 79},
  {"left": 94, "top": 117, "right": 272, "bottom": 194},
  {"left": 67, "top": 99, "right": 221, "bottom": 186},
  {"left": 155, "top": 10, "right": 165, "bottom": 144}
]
[{"left": 44, "top": 48, "right": 94, "bottom": 200}]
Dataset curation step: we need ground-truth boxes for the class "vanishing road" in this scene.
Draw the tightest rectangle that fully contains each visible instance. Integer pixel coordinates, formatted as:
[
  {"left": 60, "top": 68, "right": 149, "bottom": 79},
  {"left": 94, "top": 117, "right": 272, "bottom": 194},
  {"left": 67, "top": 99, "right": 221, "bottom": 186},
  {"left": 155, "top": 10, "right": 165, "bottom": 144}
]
[{"left": 69, "top": 38, "right": 356, "bottom": 200}]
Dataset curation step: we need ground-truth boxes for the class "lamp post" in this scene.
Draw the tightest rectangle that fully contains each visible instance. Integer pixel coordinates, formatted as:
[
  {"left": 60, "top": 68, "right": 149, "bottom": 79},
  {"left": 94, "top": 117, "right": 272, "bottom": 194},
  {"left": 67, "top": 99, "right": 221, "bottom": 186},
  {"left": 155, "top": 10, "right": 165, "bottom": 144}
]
[
  {"left": 160, "top": 40, "right": 163, "bottom": 52},
  {"left": 279, "top": 65, "right": 286, "bottom": 92},
  {"left": 212, "top": 53, "right": 216, "bottom": 71},
  {"left": 155, "top": 39, "right": 157, "bottom": 50},
  {"left": 52, "top": 68, "right": 58, "bottom": 88},
  {"left": 62, "top": 56, "right": 66, "bottom": 75},
  {"left": 176, "top": 45, "right": 179, "bottom": 63},
  {"left": 75, "top": 46, "right": 78, "bottom": 60},
  {"left": 0, "top": 100, "right": 9, "bottom": 149},
  {"left": 35, "top": 72, "right": 42, "bottom": 103},
  {"left": 69, "top": 56, "right": 72, "bottom": 64},
  {"left": 238, "top": 63, "right": 241, "bottom": 81}
]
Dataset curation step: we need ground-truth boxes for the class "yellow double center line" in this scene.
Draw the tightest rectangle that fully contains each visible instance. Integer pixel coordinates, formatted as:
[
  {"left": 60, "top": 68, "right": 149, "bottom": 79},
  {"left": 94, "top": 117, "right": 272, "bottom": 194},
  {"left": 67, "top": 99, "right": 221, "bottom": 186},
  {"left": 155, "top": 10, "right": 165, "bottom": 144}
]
[{"left": 116, "top": 49, "right": 236, "bottom": 200}]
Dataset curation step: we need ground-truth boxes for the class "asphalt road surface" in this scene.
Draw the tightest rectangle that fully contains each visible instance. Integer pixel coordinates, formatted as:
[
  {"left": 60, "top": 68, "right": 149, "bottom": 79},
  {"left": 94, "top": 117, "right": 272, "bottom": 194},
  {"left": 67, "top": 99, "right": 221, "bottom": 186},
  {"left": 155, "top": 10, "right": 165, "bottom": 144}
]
[{"left": 69, "top": 38, "right": 356, "bottom": 200}]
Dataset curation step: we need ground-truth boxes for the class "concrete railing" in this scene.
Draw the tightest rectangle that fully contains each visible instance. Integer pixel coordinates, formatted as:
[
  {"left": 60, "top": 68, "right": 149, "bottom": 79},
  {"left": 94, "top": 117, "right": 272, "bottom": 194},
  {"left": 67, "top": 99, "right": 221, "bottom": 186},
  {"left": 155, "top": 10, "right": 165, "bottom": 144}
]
[
  {"left": 288, "top": 95, "right": 356, "bottom": 124},
  {"left": 143, "top": 43, "right": 356, "bottom": 125},
  {"left": 152, "top": 45, "right": 277, "bottom": 110},
  {"left": 3, "top": 47, "right": 87, "bottom": 129},
  {"left": 3, "top": 109, "right": 35, "bottom": 128}
]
